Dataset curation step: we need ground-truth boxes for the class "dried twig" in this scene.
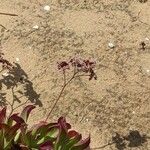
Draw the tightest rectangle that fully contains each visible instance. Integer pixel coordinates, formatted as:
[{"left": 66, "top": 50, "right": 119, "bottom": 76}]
[{"left": 0, "top": 12, "right": 18, "bottom": 16}]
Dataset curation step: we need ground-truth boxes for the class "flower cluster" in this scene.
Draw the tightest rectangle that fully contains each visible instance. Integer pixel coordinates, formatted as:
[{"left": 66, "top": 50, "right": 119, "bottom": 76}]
[
  {"left": 0, "top": 52, "right": 14, "bottom": 70},
  {"left": 58, "top": 57, "right": 97, "bottom": 80},
  {"left": 57, "top": 61, "right": 70, "bottom": 71}
]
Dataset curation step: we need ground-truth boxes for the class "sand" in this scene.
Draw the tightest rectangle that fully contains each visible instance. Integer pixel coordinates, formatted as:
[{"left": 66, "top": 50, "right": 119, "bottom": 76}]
[{"left": 0, "top": 0, "right": 150, "bottom": 149}]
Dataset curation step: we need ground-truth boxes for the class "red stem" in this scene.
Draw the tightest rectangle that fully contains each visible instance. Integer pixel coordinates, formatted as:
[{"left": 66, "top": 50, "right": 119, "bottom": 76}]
[{"left": 45, "top": 72, "right": 77, "bottom": 121}]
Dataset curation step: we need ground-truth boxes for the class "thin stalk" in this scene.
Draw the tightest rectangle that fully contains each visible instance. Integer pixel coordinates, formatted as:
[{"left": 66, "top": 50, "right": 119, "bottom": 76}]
[
  {"left": 63, "top": 70, "right": 66, "bottom": 85},
  {"left": 45, "top": 71, "right": 78, "bottom": 121},
  {"left": 0, "top": 24, "right": 6, "bottom": 29},
  {"left": 0, "top": 69, "right": 4, "bottom": 73},
  {"left": 91, "top": 142, "right": 114, "bottom": 149}
]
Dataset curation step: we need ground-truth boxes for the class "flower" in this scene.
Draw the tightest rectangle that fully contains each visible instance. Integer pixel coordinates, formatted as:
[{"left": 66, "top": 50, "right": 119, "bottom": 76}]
[
  {"left": 58, "top": 57, "right": 97, "bottom": 80},
  {"left": 57, "top": 61, "right": 70, "bottom": 71},
  {"left": 82, "top": 59, "right": 96, "bottom": 72},
  {"left": 70, "top": 58, "right": 96, "bottom": 72},
  {"left": 70, "top": 57, "right": 97, "bottom": 80},
  {"left": 70, "top": 58, "right": 84, "bottom": 70}
]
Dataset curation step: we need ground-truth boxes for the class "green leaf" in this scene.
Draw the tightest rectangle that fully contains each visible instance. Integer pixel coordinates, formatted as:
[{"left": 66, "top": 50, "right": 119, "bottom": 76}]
[
  {"left": 14, "top": 130, "right": 21, "bottom": 142},
  {"left": 46, "top": 127, "right": 59, "bottom": 139}
]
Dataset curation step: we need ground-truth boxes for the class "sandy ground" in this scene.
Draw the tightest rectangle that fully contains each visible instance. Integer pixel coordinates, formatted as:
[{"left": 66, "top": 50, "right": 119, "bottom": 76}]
[{"left": 0, "top": 0, "right": 150, "bottom": 149}]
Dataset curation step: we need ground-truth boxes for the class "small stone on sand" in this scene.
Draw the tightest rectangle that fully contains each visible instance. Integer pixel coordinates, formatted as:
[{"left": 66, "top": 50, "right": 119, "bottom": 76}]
[
  {"left": 132, "top": 111, "right": 135, "bottom": 114},
  {"left": 146, "top": 69, "right": 150, "bottom": 73},
  {"left": 108, "top": 42, "right": 115, "bottom": 48},
  {"left": 44, "top": 5, "right": 50, "bottom": 11},
  {"left": 16, "top": 58, "right": 19, "bottom": 62},
  {"left": 33, "top": 25, "right": 39, "bottom": 29},
  {"left": 145, "top": 37, "right": 149, "bottom": 41}
]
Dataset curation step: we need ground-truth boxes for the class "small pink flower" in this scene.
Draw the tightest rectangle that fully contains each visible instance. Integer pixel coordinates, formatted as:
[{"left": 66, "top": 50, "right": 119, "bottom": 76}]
[
  {"left": 70, "top": 58, "right": 84, "bottom": 70},
  {"left": 57, "top": 61, "right": 70, "bottom": 71},
  {"left": 81, "top": 59, "right": 96, "bottom": 73},
  {"left": 83, "top": 59, "right": 96, "bottom": 69},
  {"left": 58, "top": 57, "right": 97, "bottom": 80}
]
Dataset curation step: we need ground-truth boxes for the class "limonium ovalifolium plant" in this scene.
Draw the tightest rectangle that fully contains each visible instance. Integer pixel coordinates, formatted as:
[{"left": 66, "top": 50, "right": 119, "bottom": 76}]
[
  {"left": 0, "top": 54, "right": 97, "bottom": 150},
  {"left": 0, "top": 105, "right": 90, "bottom": 150}
]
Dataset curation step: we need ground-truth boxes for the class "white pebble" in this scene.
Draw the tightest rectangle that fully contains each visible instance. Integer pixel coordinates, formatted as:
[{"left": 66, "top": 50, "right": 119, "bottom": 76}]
[
  {"left": 108, "top": 42, "right": 115, "bottom": 48},
  {"left": 86, "top": 118, "right": 89, "bottom": 122},
  {"left": 111, "top": 118, "right": 114, "bottom": 122},
  {"left": 44, "top": 5, "right": 50, "bottom": 11},
  {"left": 145, "top": 37, "right": 149, "bottom": 41},
  {"left": 146, "top": 69, "right": 150, "bottom": 73},
  {"left": 16, "top": 58, "right": 19, "bottom": 62},
  {"left": 132, "top": 111, "right": 135, "bottom": 114},
  {"left": 33, "top": 25, "right": 39, "bottom": 29},
  {"left": 2, "top": 72, "right": 9, "bottom": 77}
]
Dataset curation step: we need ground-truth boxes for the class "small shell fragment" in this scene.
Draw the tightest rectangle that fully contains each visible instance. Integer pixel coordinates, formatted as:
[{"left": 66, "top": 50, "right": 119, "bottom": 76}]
[
  {"left": 108, "top": 42, "right": 115, "bottom": 48},
  {"left": 44, "top": 5, "right": 50, "bottom": 11},
  {"left": 86, "top": 118, "right": 89, "bottom": 122},
  {"left": 132, "top": 111, "right": 135, "bottom": 114},
  {"left": 145, "top": 37, "right": 149, "bottom": 41},
  {"left": 33, "top": 25, "right": 39, "bottom": 29},
  {"left": 16, "top": 58, "right": 19, "bottom": 62}
]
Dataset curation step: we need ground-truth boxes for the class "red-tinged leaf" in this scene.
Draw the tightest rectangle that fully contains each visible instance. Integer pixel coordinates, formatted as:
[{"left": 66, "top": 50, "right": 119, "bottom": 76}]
[
  {"left": 71, "top": 136, "right": 90, "bottom": 150},
  {"left": 66, "top": 131, "right": 82, "bottom": 148},
  {"left": 0, "top": 123, "right": 10, "bottom": 131},
  {"left": 9, "top": 113, "right": 25, "bottom": 124},
  {"left": 20, "top": 123, "right": 27, "bottom": 133},
  {"left": 55, "top": 117, "right": 70, "bottom": 149},
  {"left": 58, "top": 117, "right": 69, "bottom": 136},
  {"left": 32, "top": 122, "right": 59, "bottom": 142},
  {"left": 6, "top": 123, "right": 22, "bottom": 140},
  {"left": 2, "top": 123, "right": 22, "bottom": 149},
  {"left": 58, "top": 117, "right": 71, "bottom": 130},
  {"left": 20, "top": 105, "right": 36, "bottom": 122},
  {"left": 0, "top": 107, "right": 6, "bottom": 123},
  {"left": 40, "top": 141, "right": 53, "bottom": 150},
  {"left": 68, "top": 130, "right": 80, "bottom": 138},
  {"left": 30, "top": 121, "right": 53, "bottom": 136}
]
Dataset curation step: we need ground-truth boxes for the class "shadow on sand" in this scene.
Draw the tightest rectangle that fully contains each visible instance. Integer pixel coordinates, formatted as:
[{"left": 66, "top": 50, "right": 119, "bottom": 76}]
[{"left": 0, "top": 63, "right": 42, "bottom": 109}]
